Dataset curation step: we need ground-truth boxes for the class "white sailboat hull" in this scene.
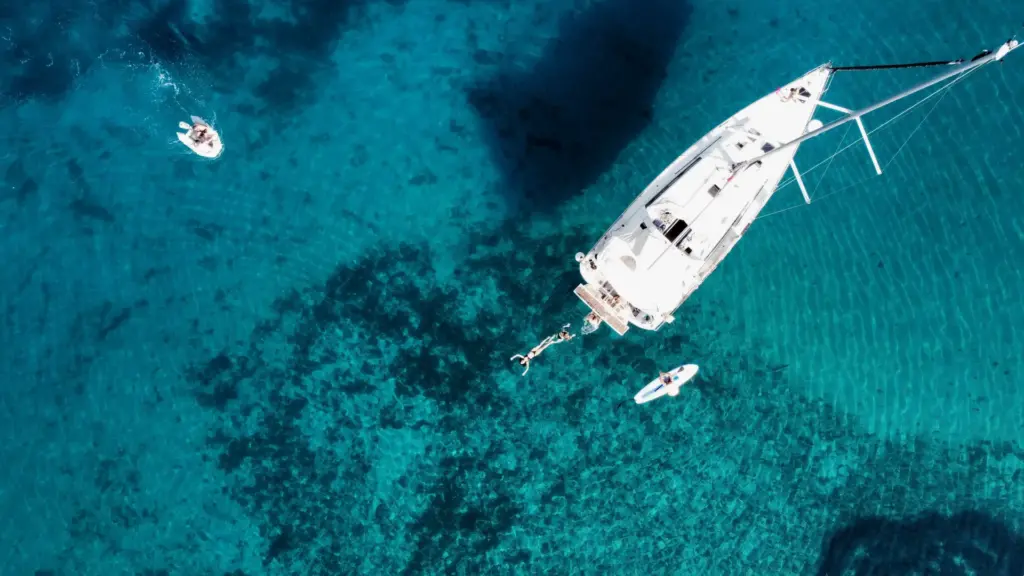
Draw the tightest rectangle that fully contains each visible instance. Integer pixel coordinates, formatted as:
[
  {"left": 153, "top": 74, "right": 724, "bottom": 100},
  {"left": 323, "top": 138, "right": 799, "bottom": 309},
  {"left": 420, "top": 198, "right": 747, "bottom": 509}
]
[{"left": 576, "top": 64, "right": 833, "bottom": 335}]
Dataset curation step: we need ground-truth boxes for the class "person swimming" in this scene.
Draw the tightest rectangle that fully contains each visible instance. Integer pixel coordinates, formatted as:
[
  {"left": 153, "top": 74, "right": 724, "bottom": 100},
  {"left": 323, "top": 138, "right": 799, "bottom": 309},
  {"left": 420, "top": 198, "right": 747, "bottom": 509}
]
[{"left": 510, "top": 323, "right": 574, "bottom": 375}]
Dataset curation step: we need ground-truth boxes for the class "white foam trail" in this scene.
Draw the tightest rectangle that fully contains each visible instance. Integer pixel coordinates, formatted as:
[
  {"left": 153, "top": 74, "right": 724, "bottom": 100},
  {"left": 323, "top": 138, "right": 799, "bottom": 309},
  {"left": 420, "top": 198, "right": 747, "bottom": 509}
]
[{"left": 150, "top": 61, "right": 214, "bottom": 123}]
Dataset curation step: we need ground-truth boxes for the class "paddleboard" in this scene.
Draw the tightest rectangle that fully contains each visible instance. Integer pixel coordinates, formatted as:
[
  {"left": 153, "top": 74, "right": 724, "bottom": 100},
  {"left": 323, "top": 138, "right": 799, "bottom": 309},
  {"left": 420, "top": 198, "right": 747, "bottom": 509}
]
[
  {"left": 177, "top": 117, "right": 223, "bottom": 159},
  {"left": 634, "top": 364, "right": 698, "bottom": 405}
]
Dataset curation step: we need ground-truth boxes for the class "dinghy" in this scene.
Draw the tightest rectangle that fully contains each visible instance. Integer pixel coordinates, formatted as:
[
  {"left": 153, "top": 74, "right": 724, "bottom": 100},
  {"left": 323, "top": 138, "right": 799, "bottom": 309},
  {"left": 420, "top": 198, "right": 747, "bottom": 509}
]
[
  {"left": 634, "top": 364, "right": 698, "bottom": 404},
  {"left": 177, "top": 115, "right": 223, "bottom": 159}
]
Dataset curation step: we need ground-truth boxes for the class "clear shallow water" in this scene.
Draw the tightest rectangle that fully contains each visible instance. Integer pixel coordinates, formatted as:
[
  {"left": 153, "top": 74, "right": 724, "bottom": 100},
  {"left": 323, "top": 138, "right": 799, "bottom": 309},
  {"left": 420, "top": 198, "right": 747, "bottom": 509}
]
[{"left": 1, "top": 0, "right": 1023, "bottom": 574}]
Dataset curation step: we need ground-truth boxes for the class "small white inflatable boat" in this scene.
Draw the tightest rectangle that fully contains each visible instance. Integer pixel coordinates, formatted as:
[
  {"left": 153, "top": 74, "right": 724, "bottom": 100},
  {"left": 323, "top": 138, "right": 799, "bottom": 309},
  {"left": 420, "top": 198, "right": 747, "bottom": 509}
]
[
  {"left": 177, "top": 115, "right": 223, "bottom": 159},
  {"left": 634, "top": 364, "right": 698, "bottom": 405}
]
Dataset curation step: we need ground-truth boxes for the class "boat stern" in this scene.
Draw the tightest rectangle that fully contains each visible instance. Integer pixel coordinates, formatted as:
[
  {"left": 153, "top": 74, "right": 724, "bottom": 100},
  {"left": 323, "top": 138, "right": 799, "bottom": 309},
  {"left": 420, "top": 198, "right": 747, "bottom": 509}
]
[
  {"left": 573, "top": 283, "right": 631, "bottom": 335},
  {"left": 573, "top": 251, "right": 680, "bottom": 336}
]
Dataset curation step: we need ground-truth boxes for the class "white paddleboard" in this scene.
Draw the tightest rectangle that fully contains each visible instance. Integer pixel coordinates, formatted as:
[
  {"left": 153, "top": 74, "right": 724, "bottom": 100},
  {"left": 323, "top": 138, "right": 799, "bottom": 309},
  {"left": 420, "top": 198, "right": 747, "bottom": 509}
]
[
  {"left": 177, "top": 118, "right": 223, "bottom": 159},
  {"left": 634, "top": 364, "right": 698, "bottom": 405}
]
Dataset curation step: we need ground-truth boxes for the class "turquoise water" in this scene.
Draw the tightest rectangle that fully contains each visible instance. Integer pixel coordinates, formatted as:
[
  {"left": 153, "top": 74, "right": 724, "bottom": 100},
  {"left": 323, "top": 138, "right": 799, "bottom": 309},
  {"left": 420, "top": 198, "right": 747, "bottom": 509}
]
[{"left": 1, "top": 0, "right": 1023, "bottom": 574}]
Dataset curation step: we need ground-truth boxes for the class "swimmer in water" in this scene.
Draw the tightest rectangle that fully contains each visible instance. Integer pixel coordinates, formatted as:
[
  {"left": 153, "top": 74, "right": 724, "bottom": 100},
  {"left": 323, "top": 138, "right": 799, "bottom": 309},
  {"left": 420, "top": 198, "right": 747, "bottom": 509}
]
[{"left": 510, "top": 324, "right": 574, "bottom": 375}]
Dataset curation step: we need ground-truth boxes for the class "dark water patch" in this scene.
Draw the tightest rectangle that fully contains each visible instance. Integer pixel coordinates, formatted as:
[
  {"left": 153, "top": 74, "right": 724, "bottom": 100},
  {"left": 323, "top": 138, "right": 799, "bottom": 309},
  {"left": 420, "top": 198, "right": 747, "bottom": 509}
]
[
  {"left": 59, "top": 446, "right": 155, "bottom": 569},
  {"left": 69, "top": 198, "right": 115, "bottom": 223},
  {"left": 409, "top": 169, "right": 438, "bottom": 186},
  {"left": 284, "top": 243, "right": 507, "bottom": 408},
  {"left": 402, "top": 455, "right": 524, "bottom": 576},
  {"left": 185, "top": 220, "right": 584, "bottom": 573},
  {"left": 189, "top": 352, "right": 256, "bottom": 410},
  {"left": 184, "top": 209, "right": 1024, "bottom": 574},
  {"left": 134, "top": 0, "right": 206, "bottom": 63},
  {"left": 3, "top": 42, "right": 82, "bottom": 101},
  {"left": 95, "top": 453, "right": 143, "bottom": 494},
  {"left": 4, "top": 0, "right": 408, "bottom": 107},
  {"left": 188, "top": 219, "right": 225, "bottom": 241},
  {"left": 263, "top": 527, "right": 294, "bottom": 566},
  {"left": 97, "top": 306, "right": 132, "bottom": 341},
  {"left": 16, "top": 265, "right": 36, "bottom": 295},
  {"left": 142, "top": 266, "right": 171, "bottom": 283},
  {"left": 206, "top": 385, "right": 367, "bottom": 572},
  {"left": 4, "top": 158, "right": 27, "bottom": 182},
  {"left": 468, "top": 0, "right": 692, "bottom": 212},
  {"left": 253, "top": 66, "right": 309, "bottom": 112},
  {"left": 197, "top": 255, "right": 219, "bottom": 272},
  {"left": 14, "top": 179, "right": 38, "bottom": 204},
  {"left": 350, "top": 144, "right": 370, "bottom": 167},
  {"left": 66, "top": 158, "right": 85, "bottom": 183},
  {"left": 816, "top": 511, "right": 1024, "bottom": 576},
  {"left": 472, "top": 48, "right": 501, "bottom": 66},
  {"left": 2, "top": 160, "right": 38, "bottom": 206},
  {"left": 70, "top": 301, "right": 131, "bottom": 345},
  {"left": 0, "top": 0, "right": 121, "bottom": 101},
  {"left": 135, "top": 0, "right": 409, "bottom": 111}
]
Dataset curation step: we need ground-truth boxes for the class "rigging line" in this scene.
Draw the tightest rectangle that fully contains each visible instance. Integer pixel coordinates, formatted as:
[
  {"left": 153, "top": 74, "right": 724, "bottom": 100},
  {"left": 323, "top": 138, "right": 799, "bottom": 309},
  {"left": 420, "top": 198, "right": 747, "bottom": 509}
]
[
  {"left": 815, "top": 91, "right": 951, "bottom": 203},
  {"left": 765, "top": 74, "right": 968, "bottom": 219},
  {"left": 757, "top": 174, "right": 879, "bottom": 219},
  {"left": 776, "top": 76, "right": 956, "bottom": 189},
  {"left": 773, "top": 66, "right": 977, "bottom": 193},
  {"left": 809, "top": 122, "right": 854, "bottom": 201},
  {"left": 742, "top": 41, "right": 1017, "bottom": 170},
  {"left": 758, "top": 68, "right": 980, "bottom": 220},
  {"left": 881, "top": 70, "right": 959, "bottom": 171}
]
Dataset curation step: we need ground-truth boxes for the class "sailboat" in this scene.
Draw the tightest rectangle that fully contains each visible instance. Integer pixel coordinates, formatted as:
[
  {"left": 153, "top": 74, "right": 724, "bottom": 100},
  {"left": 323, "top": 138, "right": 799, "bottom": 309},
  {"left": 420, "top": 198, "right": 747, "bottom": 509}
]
[{"left": 573, "top": 36, "right": 1020, "bottom": 336}]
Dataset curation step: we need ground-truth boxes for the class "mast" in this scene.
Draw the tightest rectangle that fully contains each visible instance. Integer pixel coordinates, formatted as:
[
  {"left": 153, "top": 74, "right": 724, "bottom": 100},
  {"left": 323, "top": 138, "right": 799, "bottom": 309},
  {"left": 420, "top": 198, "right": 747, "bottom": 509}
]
[{"left": 737, "top": 38, "right": 1020, "bottom": 170}]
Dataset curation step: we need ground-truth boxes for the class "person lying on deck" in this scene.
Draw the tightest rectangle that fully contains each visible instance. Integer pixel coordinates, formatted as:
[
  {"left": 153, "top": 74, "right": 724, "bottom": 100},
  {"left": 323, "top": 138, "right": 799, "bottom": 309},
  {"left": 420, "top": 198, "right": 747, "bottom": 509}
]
[{"left": 511, "top": 324, "right": 574, "bottom": 375}]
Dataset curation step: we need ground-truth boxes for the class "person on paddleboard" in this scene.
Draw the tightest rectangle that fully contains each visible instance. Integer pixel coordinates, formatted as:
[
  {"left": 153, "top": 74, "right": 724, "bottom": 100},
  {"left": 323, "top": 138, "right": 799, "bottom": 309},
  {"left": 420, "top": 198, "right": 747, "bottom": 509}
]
[{"left": 510, "top": 324, "right": 574, "bottom": 375}]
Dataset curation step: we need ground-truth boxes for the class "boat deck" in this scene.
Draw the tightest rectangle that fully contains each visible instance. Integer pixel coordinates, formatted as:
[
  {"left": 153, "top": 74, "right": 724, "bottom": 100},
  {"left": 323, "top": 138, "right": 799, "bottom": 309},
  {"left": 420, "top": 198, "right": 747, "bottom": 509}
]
[
  {"left": 576, "top": 66, "right": 834, "bottom": 332},
  {"left": 574, "top": 284, "right": 629, "bottom": 335}
]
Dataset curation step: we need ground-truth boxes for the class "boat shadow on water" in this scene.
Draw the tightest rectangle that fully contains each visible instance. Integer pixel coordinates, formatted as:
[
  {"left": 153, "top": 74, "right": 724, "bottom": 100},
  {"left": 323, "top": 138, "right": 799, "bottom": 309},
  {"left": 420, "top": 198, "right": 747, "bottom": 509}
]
[{"left": 467, "top": 0, "right": 693, "bottom": 213}]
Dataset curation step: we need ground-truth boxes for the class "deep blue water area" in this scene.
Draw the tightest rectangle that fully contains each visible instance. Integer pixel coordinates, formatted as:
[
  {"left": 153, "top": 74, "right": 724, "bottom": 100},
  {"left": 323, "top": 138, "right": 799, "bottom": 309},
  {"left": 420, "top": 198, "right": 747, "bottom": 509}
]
[{"left": 2, "top": 0, "right": 1024, "bottom": 574}]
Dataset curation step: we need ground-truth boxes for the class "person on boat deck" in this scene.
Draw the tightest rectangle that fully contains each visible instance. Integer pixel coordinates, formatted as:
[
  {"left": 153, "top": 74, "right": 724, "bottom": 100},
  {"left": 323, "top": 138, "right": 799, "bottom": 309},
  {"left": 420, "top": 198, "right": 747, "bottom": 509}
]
[
  {"left": 660, "top": 372, "right": 674, "bottom": 385},
  {"left": 190, "top": 124, "right": 211, "bottom": 144},
  {"left": 510, "top": 324, "right": 574, "bottom": 375}
]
